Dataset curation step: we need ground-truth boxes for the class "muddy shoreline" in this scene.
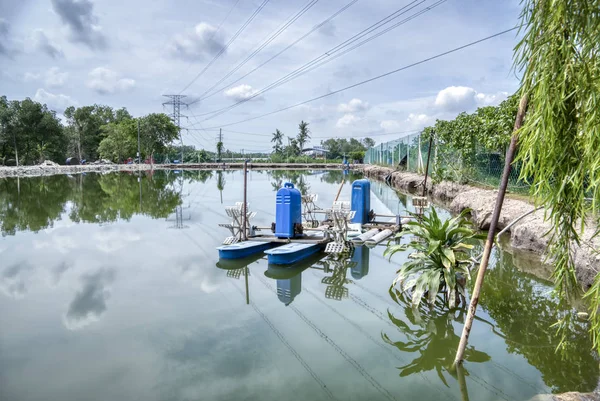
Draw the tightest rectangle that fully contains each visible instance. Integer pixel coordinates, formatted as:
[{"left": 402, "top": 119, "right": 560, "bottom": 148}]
[{"left": 360, "top": 165, "right": 600, "bottom": 290}]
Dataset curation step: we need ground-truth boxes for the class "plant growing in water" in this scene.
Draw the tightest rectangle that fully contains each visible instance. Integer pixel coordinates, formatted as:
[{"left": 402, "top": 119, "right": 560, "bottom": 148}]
[{"left": 384, "top": 207, "right": 484, "bottom": 309}]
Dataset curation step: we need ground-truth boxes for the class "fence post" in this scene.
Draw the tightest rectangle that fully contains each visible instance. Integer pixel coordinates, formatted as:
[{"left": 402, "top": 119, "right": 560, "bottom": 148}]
[{"left": 407, "top": 137, "right": 410, "bottom": 171}]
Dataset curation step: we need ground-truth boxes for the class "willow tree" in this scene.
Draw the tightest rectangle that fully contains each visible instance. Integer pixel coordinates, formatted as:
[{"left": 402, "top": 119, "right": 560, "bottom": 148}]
[
  {"left": 513, "top": 0, "right": 600, "bottom": 350},
  {"left": 455, "top": 0, "right": 600, "bottom": 365}
]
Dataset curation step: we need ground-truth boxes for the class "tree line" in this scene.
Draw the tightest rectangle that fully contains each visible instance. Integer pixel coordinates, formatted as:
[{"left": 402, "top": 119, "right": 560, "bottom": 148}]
[
  {"left": 0, "top": 95, "right": 180, "bottom": 165},
  {"left": 270, "top": 120, "right": 375, "bottom": 162}
]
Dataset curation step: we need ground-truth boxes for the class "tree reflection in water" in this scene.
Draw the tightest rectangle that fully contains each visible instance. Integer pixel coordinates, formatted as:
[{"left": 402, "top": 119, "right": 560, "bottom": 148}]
[
  {"left": 383, "top": 290, "right": 490, "bottom": 388},
  {"left": 0, "top": 171, "right": 187, "bottom": 235}
]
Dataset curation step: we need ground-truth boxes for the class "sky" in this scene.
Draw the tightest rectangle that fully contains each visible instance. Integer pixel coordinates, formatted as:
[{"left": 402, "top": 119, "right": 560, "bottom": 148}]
[{"left": 0, "top": 0, "right": 524, "bottom": 153}]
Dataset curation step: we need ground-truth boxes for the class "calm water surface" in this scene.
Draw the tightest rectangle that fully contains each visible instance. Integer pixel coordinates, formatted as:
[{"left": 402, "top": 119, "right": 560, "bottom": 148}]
[{"left": 0, "top": 170, "right": 597, "bottom": 401}]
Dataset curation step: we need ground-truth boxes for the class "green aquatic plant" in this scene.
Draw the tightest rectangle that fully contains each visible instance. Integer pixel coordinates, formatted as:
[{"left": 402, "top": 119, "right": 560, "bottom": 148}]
[{"left": 384, "top": 207, "right": 484, "bottom": 309}]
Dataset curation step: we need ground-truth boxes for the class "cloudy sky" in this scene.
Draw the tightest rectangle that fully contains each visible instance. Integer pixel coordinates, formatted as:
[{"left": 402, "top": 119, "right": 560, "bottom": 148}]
[{"left": 0, "top": 0, "right": 523, "bottom": 152}]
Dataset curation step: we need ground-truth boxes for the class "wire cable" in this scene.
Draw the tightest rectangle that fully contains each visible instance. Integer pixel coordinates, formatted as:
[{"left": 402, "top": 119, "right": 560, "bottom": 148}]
[
  {"left": 194, "top": 26, "right": 519, "bottom": 129},
  {"left": 193, "top": 0, "right": 320, "bottom": 102},
  {"left": 179, "top": 0, "right": 270, "bottom": 94},
  {"left": 190, "top": 0, "right": 439, "bottom": 118},
  {"left": 188, "top": 0, "right": 360, "bottom": 106}
]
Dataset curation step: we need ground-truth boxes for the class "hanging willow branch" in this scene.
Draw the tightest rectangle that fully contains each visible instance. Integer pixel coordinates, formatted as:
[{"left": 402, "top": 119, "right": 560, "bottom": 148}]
[{"left": 514, "top": 0, "right": 600, "bottom": 351}]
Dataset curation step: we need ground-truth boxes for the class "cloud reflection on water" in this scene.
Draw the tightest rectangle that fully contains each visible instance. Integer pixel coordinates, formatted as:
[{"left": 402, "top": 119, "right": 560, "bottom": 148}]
[{"left": 64, "top": 269, "right": 115, "bottom": 330}]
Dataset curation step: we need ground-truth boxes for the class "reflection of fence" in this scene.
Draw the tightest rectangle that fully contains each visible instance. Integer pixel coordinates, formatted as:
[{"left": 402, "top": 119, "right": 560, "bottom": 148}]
[{"left": 364, "top": 133, "right": 529, "bottom": 193}]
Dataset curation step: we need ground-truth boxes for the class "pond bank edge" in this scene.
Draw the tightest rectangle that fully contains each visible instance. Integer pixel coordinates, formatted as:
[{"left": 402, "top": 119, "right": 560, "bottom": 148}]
[
  {"left": 360, "top": 164, "right": 600, "bottom": 290},
  {"left": 0, "top": 163, "right": 348, "bottom": 179}
]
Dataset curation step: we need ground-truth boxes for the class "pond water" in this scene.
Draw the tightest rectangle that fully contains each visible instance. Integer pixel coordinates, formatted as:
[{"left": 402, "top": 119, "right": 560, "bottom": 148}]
[{"left": 0, "top": 169, "right": 597, "bottom": 401}]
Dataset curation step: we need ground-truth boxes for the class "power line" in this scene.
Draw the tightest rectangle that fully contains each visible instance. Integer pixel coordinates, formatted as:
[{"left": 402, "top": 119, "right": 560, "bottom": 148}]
[
  {"left": 189, "top": 0, "right": 441, "bottom": 119},
  {"left": 188, "top": 0, "right": 360, "bottom": 106},
  {"left": 179, "top": 0, "right": 271, "bottom": 94},
  {"left": 192, "top": 0, "right": 320, "bottom": 103},
  {"left": 195, "top": 27, "right": 519, "bottom": 129}
]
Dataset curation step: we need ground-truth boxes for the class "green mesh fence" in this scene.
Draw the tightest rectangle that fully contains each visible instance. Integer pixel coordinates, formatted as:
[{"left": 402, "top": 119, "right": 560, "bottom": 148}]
[{"left": 364, "top": 134, "right": 530, "bottom": 193}]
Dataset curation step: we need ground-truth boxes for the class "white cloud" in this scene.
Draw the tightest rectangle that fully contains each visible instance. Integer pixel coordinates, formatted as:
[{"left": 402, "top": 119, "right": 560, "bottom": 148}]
[
  {"left": 24, "top": 67, "right": 69, "bottom": 88},
  {"left": 24, "top": 72, "right": 41, "bottom": 82},
  {"left": 224, "top": 84, "right": 260, "bottom": 102},
  {"left": 169, "top": 22, "right": 225, "bottom": 61},
  {"left": 34, "top": 88, "right": 77, "bottom": 113},
  {"left": 87, "top": 67, "right": 135, "bottom": 95},
  {"left": 434, "top": 86, "right": 510, "bottom": 113},
  {"left": 434, "top": 86, "right": 477, "bottom": 112},
  {"left": 475, "top": 91, "right": 509, "bottom": 106},
  {"left": 380, "top": 120, "right": 401, "bottom": 132},
  {"left": 338, "top": 98, "right": 369, "bottom": 113},
  {"left": 336, "top": 113, "right": 361, "bottom": 128},
  {"left": 405, "top": 113, "right": 433, "bottom": 129},
  {"left": 45, "top": 67, "right": 69, "bottom": 87}
]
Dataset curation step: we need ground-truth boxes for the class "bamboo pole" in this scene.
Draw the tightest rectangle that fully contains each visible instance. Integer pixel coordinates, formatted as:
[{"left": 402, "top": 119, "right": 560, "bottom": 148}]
[
  {"left": 456, "top": 364, "right": 470, "bottom": 401},
  {"left": 334, "top": 179, "right": 345, "bottom": 202},
  {"left": 454, "top": 95, "right": 528, "bottom": 366}
]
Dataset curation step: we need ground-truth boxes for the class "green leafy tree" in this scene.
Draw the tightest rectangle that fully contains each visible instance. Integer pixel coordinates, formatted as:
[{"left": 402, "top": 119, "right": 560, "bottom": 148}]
[
  {"left": 0, "top": 97, "right": 66, "bottom": 165},
  {"left": 216, "top": 141, "right": 223, "bottom": 162},
  {"left": 271, "top": 129, "right": 284, "bottom": 154},
  {"left": 512, "top": 0, "right": 600, "bottom": 353},
  {"left": 98, "top": 120, "right": 137, "bottom": 163},
  {"left": 138, "top": 113, "right": 179, "bottom": 162},
  {"left": 64, "top": 105, "right": 115, "bottom": 161},
  {"left": 297, "top": 120, "right": 310, "bottom": 151},
  {"left": 362, "top": 137, "right": 376, "bottom": 148},
  {"left": 284, "top": 137, "right": 301, "bottom": 158}
]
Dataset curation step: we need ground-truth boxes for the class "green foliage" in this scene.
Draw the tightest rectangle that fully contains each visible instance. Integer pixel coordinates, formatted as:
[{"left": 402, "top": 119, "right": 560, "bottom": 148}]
[
  {"left": 138, "top": 113, "right": 179, "bottom": 160},
  {"left": 271, "top": 129, "right": 284, "bottom": 154},
  {"left": 297, "top": 120, "right": 310, "bottom": 151},
  {"left": 98, "top": 119, "right": 137, "bottom": 163},
  {"left": 284, "top": 136, "right": 301, "bottom": 157},
  {"left": 0, "top": 96, "right": 67, "bottom": 165},
  {"left": 384, "top": 208, "right": 484, "bottom": 309},
  {"left": 513, "top": 0, "right": 600, "bottom": 352},
  {"left": 384, "top": 291, "right": 490, "bottom": 385},
  {"left": 362, "top": 137, "right": 376, "bottom": 148},
  {"left": 479, "top": 249, "right": 599, "bottom": 392},
  {"left": 216, "top": 141, "right": 223, "bottom": 161},
  {"left": 320, "top": 137, "right": 368, "bottom": 160}
]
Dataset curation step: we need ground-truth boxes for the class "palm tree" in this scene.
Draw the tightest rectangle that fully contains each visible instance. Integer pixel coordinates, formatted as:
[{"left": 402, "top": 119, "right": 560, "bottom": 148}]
[
  {"left": 297, "top": 120, "right": 310, "bottom": 151},
  {"left": 271, "top": 129, "right": 283, "bottom": 154}
]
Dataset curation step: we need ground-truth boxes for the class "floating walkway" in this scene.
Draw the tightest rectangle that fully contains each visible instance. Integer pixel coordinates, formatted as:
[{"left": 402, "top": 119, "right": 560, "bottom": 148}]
[
  {"left": 217, "top": 241, "right": 277, "bottom": 260},
  {"left": 265, "top": 243, "right": 323, "bottom": 265}
]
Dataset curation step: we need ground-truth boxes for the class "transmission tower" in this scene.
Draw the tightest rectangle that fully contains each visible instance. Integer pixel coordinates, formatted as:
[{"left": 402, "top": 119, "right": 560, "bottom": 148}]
[{"left": 162, "top": 95, "right": 188, "bottom": 163}]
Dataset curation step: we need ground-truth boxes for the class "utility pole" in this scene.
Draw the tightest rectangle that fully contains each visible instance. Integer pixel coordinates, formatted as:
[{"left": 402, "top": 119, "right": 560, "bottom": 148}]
[{"left": 162, "top": 95, "right": 188, "bottom": 164}]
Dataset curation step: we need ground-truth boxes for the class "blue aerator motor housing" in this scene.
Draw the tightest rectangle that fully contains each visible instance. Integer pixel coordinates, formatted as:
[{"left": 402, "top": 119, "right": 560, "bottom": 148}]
[
  {"left": 351, "top": 179, "right": 371, "bottom": 224},
  {"left": 275, "top": 182, "right": 302, "bottom": 238}
]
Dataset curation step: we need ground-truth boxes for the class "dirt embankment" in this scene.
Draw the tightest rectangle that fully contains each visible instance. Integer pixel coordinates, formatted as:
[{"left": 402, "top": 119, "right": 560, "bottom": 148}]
[
  {"left": 0, "top": 162, "right": 349, "bottom": 179},
  {"left": 361, "top": 165, "right": 600, "bottom": 290}
]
